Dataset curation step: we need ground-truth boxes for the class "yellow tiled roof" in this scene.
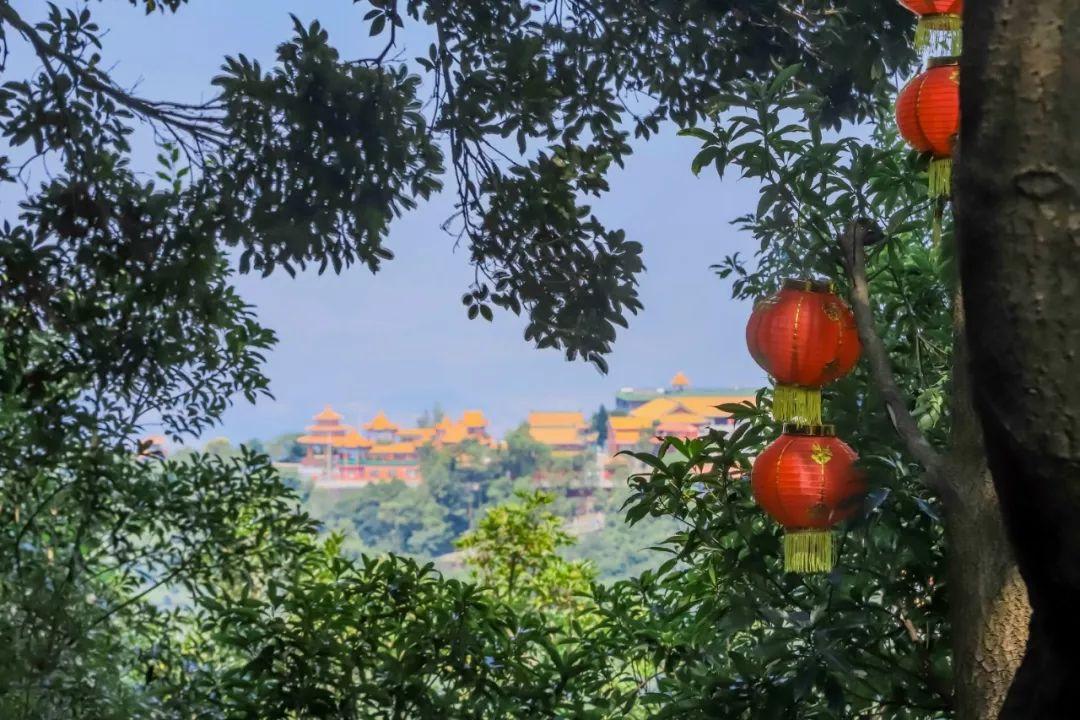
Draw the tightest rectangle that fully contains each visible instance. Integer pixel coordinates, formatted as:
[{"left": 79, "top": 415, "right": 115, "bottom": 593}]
[
  {"left": 364, "top": 411, "right": 399, "bottom": 432},
  {"left": 609, "top": 415, "right": 651, "bottom": 430},
  {"left": 528, "top": 411, "right": 586, "bottom": 428},
  {"left": 314, "top": 405, "right": 342, "bottom": 422},
  {"left": 304, "top": 423, "right": 346, "bottom": 434},
  {"left": 439, "top": 422, "right": 470, "bottom": 444},
  {"left": 631, "top": 395, "right": 755, "bottom": 422},
  {"left": 338, "top": 430, "right": 374, "bottom": 448},
  {"left": 460, "top": 410, "right": 488, "bottom": 428},
  {"left": 529, "top": 426, "right": 585, "bottom": 446},
  {"left": 610, "top": 429, "right": 644, "bottom": 444},
  {"left": 657, "top": 411, "right": 707, "bottom": 425},
  {"left": 368, "top": 442, "right": 417, "bottom": 455},
  {"left": 298, "top": 426, "right": 372, "bottom": 448},
  {"left": 671, "top": 371, "right": 690, "bottom": 387},
  {"left": 629, "top": 398, "right": 679, "bottom": 421}
]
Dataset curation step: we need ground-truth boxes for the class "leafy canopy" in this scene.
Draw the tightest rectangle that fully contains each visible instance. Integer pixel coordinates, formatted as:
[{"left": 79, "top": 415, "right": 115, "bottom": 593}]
[{"left": 4, "top": 0, "right": 916, "bottom": 368}]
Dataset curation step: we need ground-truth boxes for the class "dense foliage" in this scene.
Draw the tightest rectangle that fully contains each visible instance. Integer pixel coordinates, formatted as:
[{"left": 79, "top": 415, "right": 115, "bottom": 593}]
[
  {"left": 597, "top": 74, "right": 955, "bottom": 717},
  {"left": 1, "top": 0, "right": 917, "bottom": 369},
  {"left": 0, "top": 1, "right": 962, "bottom": 718},
  {"left": 292, "top": 436, "right": 675, "bottom": 580}
]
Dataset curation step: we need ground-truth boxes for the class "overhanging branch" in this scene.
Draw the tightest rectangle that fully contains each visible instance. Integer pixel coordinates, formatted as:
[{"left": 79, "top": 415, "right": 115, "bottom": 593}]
[
  {"left": 839, "top": 223, "right": 947, "bottom": 489},
  {"left": 0, "top": 3, "right": 226, "bottom": 146}
]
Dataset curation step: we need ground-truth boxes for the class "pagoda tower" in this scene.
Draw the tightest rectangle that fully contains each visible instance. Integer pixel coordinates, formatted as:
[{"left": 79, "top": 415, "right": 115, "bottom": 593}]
[
  {"left": 298, "top": 405, "right": 372, "bottom": 482},
  {"left": 364, "top": 410, "right": 399, "bottom": 444}
]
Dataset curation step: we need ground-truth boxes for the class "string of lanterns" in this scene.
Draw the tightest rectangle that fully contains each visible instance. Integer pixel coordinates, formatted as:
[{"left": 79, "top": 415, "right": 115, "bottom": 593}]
[
  {"left": 896, "top": 1, "right": 961, "bottom": 201},
  {"left": 746, "top": 280, "right": 864, "bottom": 574},
  {"left": 896, "top": 58, "right": 960, "bottom": 199},
  {"left": 744, "top": 6, "right": 963, "bottom": 574}
]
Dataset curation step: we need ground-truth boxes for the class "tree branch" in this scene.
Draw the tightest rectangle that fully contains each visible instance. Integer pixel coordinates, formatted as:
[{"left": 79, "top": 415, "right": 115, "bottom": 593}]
[
  {"left": 839, "top": 222, "right": 947, "bottom": 489},
  {"left": 0, "top": 3, "right": 226, "bottom": 144}
]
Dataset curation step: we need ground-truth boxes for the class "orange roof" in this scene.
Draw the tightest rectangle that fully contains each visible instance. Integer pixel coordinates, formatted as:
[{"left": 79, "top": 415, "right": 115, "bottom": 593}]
[
  {"left": 460, "top": 410, "right": 488, "bottom": 428},
  {"left": 529, "top": 426, "right": 585, "bottom": 446},
  {"left": 528, "top": 411, "right": 586, "bottom": 428},
  {"left": 298, "top": 425, "right": 371, "bottom": 448},
  {"left": 671, "top": 371, "right": 690, "bottom": 387},
  {"left": 629, "top": 398, "right": 679, "bottom": 422},
  {"left": 314, "top": 405, "right": 342, "bottom": 422},
  {"left": 657, "top": 410, "right": 707, "bottom": 425},
  {"left": 609, "top": 415, "right": 651, "bottom": 431},
  {"left": 398, "top": 427, "right": 438, "bottom": 443},
  {"left": 304, "top": 423, "right": 347, "bottom": 434},
  {"left": 435, "top": 417, "right": 453, "bottom": 431},
  {"left": 364, "top": 411, "right": 399, "bottom": 432},
  {"left": 610, "top": 429, "right": 643, "bottom": 445},
  {"left": 336, "top": 430, "right": 373, "bottom": 448},
  {"left": 439, "top": 421, "right": 469, "bottom": 444},
  {"left": 368, "top": 442, "right": 417, "bottom": 456}
]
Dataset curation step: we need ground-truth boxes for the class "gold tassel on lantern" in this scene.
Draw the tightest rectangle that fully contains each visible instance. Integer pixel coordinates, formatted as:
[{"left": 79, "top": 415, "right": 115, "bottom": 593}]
[
  {"left": 772, "top": 384, "right": 823, "bottom": 425},
  {"left": 784, "top": 530, "right": 836, "bottom": 573},
  {"left": 928, "top": 157, "right": 952, "bottom": 198},
  {"left": 914, "top": 14, "right": 963, "bottom": 55}
]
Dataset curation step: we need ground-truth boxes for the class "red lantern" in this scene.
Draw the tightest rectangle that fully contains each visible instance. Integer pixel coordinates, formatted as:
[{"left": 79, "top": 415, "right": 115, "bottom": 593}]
[
  {"left": 896, "top": 58, "right": 960, "bottom": 198},
  {"left": 746, "top": 279, "right": 861, "bottom": 425},
  {"left": 898, "top": 0, "right": 963, "bottom": 52},
  {"left": 752, "top": 425, "right": 866, "bottom": 573}
]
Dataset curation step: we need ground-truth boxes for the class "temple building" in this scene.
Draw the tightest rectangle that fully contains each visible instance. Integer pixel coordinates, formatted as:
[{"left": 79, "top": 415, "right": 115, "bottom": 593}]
[
  {"left": 605, "top": 373, "right": 756, "bottom": 455},
  {"left": 292, "top": 377, "right": 751, "bottom": 485},
  {"left": 614, "top": 371, "right": 757, "bottom": 413},
  {"left": 297, "top": 406, "right": 494, "bottom": 486},
  {"left": 527, "top": 411, "right": 594, "bottom": 457}
]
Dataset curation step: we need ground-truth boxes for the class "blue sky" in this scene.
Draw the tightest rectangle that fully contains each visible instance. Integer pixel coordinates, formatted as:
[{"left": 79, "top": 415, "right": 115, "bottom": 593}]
[{"left": 3, "top": 0, "right": 766, "bottom": 441}]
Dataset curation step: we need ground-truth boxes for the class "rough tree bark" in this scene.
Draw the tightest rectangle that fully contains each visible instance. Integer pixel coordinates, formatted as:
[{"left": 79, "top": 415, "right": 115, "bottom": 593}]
[
  {"left": 957, "top": 0, "right": 1080, "bottom": 716},
  {"left": 842, "top": 228, "right": 1029, "bottom": 718},
  {"left": 943, "top": 305, "right": 1030, "bottom": 719}
]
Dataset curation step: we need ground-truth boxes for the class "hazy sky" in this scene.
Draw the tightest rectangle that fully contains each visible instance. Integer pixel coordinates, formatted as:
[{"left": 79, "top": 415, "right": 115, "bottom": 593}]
[{"left": 3, "top": 0, "right": 766, "bottom": 441}]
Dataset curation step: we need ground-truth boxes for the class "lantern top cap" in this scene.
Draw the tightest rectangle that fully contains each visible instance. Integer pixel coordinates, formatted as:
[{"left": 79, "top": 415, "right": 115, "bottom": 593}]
[
  {"left": 781, "top": 423, "right": 837, "bottom": 437},
  {"left": 927, "top": 56, "right": 960, "bottom": 69},
  {"left": 782, "top": 277, "right": 836, "bottom": 294}
]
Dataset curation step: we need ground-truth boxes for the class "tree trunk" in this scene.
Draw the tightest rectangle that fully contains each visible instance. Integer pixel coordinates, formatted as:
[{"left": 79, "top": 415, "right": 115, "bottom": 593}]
[
  {"left": 957, "top": 0, "right": 1080, "bottom": 715},
  {"left": 944, "top": 307, "right": 1030, "bottom": 719}
]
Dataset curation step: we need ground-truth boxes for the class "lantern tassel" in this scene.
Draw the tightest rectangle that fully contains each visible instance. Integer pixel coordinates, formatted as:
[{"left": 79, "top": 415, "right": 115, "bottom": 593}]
[
  {"left": 914, "top": 14, "right": 963, "bottom": 55},
  {"left": 772, "top": 385, "right": 822, "bottom": 425},
  {"left": 928, "top": 157, "right": 952, "bottom": 198},
  {"left": 784, "top": 529, "right": 836, "bottom": 574}
]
